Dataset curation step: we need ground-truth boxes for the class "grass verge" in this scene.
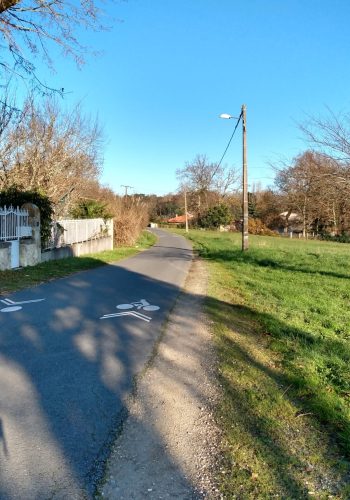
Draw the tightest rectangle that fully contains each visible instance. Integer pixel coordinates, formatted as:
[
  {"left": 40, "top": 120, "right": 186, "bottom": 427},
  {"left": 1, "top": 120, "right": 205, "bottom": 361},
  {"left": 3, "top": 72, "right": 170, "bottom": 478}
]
[
  {"left": 174, "top": 229, "right": 350, "bottom": 499},
  {"left": 0, "top": 230, "right": 156, "bottom": 296}
]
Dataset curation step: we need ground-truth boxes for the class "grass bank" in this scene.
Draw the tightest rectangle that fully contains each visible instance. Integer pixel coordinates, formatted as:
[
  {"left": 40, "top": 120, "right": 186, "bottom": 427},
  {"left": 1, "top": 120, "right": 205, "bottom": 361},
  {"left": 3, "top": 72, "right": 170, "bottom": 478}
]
[
  {"left": 176, "top": 230, "right": 350, "bottom": 498},
  {"left": 0, "top": 230, "right": 156, "bottom": 296}
]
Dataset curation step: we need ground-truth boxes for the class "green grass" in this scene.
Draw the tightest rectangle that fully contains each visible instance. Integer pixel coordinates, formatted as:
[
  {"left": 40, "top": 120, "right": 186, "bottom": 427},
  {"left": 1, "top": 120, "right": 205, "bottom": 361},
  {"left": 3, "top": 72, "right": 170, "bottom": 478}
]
[
  {"left": 0, "top": 230, "right": 156, "bottom": 295},
  {"left": 174, "top": 229, "right": 350, "bottom": 498}
]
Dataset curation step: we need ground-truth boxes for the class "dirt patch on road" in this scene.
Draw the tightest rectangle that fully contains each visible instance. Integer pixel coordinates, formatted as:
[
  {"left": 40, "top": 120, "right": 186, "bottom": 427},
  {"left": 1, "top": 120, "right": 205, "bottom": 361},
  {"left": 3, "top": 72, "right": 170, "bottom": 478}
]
[{"left": 99, "top": 258, "right": 221, "bottom": 499}]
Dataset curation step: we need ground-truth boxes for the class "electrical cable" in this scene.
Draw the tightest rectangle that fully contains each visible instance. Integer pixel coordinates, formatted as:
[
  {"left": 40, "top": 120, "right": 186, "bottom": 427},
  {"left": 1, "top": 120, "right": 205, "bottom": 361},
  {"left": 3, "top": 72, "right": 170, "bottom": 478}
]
[{"left": 217, "top": 111, "right": 242, "bottom": 168}]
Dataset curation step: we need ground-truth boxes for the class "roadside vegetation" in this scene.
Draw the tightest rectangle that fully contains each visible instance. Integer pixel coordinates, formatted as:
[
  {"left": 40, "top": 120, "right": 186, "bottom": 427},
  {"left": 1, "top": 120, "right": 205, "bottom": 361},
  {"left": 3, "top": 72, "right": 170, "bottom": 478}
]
[
  {"left": 177, "top": 229, "right": 350, "bottom": 498},
  {"left": 0, "top": 230, "right": 156, "bottom": 296}
]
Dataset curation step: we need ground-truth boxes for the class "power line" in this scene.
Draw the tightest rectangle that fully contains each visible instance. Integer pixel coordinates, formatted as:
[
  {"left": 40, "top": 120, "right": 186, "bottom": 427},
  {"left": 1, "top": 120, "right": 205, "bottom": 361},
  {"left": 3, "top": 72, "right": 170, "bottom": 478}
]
[
  {"left": 217, "top": 111, "right": 242, "bottom": 168},
  {"left": 121, "top": 185, "right": 133, "bottom": 196}
]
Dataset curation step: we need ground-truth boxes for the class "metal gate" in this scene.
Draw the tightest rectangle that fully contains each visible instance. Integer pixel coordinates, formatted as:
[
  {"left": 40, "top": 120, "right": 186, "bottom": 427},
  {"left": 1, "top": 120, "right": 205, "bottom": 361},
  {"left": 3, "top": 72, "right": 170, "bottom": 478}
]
[{"left": 0, "top": 206, "right": 31, "bottom": 268}]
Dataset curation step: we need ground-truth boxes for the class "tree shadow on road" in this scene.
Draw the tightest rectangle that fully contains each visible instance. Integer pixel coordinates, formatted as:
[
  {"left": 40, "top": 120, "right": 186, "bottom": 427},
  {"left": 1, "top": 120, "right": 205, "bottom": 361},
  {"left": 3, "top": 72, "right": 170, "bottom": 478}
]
[{"left": 0, "top": 249, "right": 349, "bottom": 499}]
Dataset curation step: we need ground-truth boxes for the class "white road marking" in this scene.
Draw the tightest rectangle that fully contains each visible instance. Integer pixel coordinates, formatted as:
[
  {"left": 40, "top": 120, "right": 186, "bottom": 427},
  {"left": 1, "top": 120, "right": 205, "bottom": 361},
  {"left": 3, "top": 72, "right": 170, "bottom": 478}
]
[
  {"left": 1, "top": 298, "right": 45, "bottom": 306},
  {"left": 1, "top": 306, "right": 22, "bottom": 313},
  {"left": 0, "top": 297, "right": 45, "bottom": 313},
  {"left": 101, "top": 299, "right": 159, "bottom": 322},
  {"left": 116, "top": 299, "right": 160, "bottom": 311},
  {"left": 100, "top": 311, "right": 152, "bottom": 322}
]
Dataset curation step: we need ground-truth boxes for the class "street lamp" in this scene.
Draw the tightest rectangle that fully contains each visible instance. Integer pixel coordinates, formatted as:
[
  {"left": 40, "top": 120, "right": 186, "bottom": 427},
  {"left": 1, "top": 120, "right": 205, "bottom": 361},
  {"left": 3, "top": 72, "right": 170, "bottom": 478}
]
[{"left": 220, "top": 104, "right": 248, "bottom": 251}]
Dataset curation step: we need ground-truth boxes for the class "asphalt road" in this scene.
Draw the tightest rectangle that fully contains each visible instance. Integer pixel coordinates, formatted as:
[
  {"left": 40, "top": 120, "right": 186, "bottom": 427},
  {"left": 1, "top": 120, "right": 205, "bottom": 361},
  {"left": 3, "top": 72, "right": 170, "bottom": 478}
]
[{"left": 0, "top": 229, "right": 192, "bottom": 500}]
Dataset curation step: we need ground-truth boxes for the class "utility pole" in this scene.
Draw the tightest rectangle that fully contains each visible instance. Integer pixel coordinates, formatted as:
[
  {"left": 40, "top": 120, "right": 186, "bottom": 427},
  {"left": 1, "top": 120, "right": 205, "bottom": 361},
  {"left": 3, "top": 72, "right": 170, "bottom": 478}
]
[
  {"left": 121, "top": 185, "right": 133, "bottom": 196},
  {"left": 219, "top": 106, "right": 249, "bottom": 251},
  {"left": 242, "top": 104, "right": 249, "bottom": 251},
  {"left": 184, "top": 186, "right": 189, "bottom": 233}
]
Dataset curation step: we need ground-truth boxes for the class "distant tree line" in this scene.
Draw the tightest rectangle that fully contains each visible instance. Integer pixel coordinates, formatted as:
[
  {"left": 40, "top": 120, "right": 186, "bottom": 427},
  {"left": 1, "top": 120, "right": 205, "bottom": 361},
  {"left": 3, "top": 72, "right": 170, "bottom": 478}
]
[
  {"left": 2, "top": 92, "right": 350, "bottom": 244},
  {"left": 150, "top": 108, "right": 350, "bottom": 239}
]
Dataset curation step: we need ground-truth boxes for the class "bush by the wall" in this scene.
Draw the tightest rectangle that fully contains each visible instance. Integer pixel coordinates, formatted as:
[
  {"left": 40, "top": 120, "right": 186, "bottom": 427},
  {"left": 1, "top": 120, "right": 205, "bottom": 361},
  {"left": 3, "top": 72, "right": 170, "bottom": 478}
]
[
  {"left": 69, "top": 199, "right": 112, "bottom": 220},
  {"left": 113, "top": 199, "right": 150, "bottom": 246},
  {"left": 0, "top": 186, "right": 54, "bottom": 243}
]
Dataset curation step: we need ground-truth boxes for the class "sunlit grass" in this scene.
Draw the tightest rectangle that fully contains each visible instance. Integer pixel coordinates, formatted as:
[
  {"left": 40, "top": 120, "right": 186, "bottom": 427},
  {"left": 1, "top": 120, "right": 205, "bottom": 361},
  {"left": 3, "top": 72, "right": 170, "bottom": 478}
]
[
  {"left": 175, "top": 229, "right": 350, "bottom": 498},
  {"left": 0, "top": 230, "right": 156, "bottom": 295}
]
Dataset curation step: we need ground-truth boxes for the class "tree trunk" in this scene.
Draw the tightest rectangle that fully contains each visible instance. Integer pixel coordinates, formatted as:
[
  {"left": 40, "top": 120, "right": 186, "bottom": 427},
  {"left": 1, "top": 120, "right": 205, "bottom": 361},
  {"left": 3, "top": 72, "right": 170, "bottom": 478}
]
[
  {"left": 332, "top": 202, "right": 338, "bottom": 235},
  {"left": 302, "top": 202, "right": 307, "bottom": 238}
]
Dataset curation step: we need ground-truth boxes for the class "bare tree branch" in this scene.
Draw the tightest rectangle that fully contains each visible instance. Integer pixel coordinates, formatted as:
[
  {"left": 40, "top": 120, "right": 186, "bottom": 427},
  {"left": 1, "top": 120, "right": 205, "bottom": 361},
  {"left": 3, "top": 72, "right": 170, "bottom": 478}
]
[
  {"left": 0, "top": 0, "right": 107, "bottom": 96},
  {"left": 300, "top": 108, "right": 350, "bottom": 163}
]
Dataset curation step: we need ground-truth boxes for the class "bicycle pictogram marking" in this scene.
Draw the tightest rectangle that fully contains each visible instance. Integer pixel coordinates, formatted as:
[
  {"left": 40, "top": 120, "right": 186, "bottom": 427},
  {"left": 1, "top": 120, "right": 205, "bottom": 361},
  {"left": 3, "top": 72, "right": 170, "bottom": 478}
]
[
  {"left": 116, "top": 299, "right": 160, "bottom": 312},
  {"left": 1, "top": 297, "right": 45, "bottom": 313},
  {"left": 100, "top": 299, "right": 160, "bottom": 321}
]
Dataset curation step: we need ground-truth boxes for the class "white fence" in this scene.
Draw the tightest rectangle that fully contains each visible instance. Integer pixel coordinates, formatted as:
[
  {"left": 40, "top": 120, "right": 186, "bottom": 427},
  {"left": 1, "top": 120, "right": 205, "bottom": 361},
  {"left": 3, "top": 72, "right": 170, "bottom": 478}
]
[
  {"left": 44, "top": 218, "right": 111, "bottom": 250},
  {"left": 0, "top": 206, "right": 31, "bottom": 241}
]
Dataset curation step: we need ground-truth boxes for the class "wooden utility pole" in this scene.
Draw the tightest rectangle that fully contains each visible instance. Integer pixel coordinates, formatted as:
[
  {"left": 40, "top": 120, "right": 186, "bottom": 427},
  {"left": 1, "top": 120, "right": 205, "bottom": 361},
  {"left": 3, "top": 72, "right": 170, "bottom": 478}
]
[
  {"left": 184, "top": 187, "right": 189, "bottom": 233},
  {"left": 242, "top": 104, "right": 249, "bottom": 251}
]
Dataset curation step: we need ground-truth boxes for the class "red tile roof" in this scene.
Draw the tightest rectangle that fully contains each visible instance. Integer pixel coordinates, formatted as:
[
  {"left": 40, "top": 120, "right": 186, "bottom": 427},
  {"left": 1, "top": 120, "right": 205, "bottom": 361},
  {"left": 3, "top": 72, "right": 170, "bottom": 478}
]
[{"left": 167, "top": 214, "right": 194, "bottom": 223}]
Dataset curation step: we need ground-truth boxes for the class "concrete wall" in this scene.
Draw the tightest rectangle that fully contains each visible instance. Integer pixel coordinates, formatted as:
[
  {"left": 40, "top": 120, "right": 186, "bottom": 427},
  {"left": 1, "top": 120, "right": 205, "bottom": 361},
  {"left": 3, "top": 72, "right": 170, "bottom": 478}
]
[
  {"left": 0, "top": 237, "right": 41, "bottom": 270},
  {"left": 0, "top": 241, "right": 11, "bottom": 271},
  {"left": 41, "top": 235, "right": 113, "bottom": 263},
  {"left": 20, "top": 239, "right": 41, "bottom": 267},
  {"left": 20, "top": 203, "right": 41, "bottom": 268},
  {"left": 0, "top": 211, "right": 113, "bottom": 269},
  {"left": 0, "top": 233, "right": 113, "bottom": 268}
]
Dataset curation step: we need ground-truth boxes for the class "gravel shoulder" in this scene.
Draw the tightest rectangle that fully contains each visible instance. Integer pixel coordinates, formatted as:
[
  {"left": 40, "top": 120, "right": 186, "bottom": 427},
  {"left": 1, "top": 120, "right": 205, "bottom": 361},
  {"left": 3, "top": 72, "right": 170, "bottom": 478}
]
[{"left": 99, "top": 257, "right": 221, "bottom": 499}]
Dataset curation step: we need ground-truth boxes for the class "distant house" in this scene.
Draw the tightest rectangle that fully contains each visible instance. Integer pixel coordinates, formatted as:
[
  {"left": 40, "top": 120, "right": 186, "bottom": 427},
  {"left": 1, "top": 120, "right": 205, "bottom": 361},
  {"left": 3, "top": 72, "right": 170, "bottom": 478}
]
[
  {"left": 278, "top": 211, "right": 303, "bottom": 234},
  {"left": 167, "top": 213, "right": 194, "bottom": 224},
  {"left": 279, "top": 211, "right": 300, "bottom": 223}
]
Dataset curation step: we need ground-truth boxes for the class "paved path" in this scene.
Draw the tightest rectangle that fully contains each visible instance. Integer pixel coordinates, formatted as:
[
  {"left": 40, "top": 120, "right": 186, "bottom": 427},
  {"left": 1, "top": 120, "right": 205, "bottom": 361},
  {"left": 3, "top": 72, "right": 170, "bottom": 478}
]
[
  {"left": 0, "top": 230, "right": 192, "bottom": 500},
  {"left": 101, "top": 257, "right": 221, "bottom": 500}
]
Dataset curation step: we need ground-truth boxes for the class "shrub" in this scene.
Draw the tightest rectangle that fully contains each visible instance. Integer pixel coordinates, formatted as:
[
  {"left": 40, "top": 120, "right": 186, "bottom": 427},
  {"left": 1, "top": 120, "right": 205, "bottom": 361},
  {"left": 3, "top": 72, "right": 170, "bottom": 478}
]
[
  {"left": 113, "top": 198, "right": 150, "bottom": 246},
  {"left": 70, "top": 199, "right": 112, "bottom": 220},
  {"left": 248, "top": 217, "right": 277, "bottom": 236},
  {"left": 320, "top": 232, "right": 350, "bottom": 243},
  {"left": 199, "top": 204, "right": 232, "bottom": 228}
]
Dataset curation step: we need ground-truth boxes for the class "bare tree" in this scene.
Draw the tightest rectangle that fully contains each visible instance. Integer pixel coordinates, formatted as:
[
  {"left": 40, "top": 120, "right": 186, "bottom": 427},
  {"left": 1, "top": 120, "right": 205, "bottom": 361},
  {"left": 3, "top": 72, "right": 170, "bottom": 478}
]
[
  {"left": 275, "top": 150, "right": 349, "bottom": 235},
  {"left": 300, "top": 108, "right": 350, "bottom": 160},
  {"left": 298, "top": 108, "right": 350, "bottom": 233},
  {"left": 0, "top": 97, "right": 103, "bottom": 214},
  {"left": 254, "top": 188, "right": 284, "bottom": 227},
  {"left": 0, "top": 0, "right": 106, "bottom": 95},
  {"left": 214, "top": 166, "right": 239, "bottom": 199},
  {"left": 300, "top": 108, "right": 350, "bottom": 180},
  {"left": 176, "top": 154, "right": 238, "bottom": 213},
  {"left": 0, "top": 89, "right": 24, "bottom": 186}
]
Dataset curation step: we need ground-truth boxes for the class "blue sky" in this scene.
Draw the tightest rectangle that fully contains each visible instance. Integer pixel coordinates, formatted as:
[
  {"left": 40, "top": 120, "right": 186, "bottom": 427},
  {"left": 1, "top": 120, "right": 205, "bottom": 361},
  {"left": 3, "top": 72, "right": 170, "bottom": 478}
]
[{"left": 34, "top": 0, "right": 350, "bottom": 195}]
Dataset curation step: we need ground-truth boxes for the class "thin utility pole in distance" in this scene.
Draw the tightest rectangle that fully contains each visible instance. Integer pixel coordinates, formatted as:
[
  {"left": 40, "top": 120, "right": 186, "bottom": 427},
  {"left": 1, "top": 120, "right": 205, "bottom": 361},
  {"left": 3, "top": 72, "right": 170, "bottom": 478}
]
[
  {"left": 184, "top": 187, "right": 189, "bottom": 233},
  {"left": 121, "top": 185, "right": 133, "bottom": 196},
  {"left": 242, "top": 104, "right": 249, "bottom": 251}
]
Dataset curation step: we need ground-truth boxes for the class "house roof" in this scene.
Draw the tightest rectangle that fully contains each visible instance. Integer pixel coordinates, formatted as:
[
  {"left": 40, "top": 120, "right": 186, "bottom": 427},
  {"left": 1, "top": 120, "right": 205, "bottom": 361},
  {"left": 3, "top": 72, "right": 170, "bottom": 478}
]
[
  {"left": 279, "top": 211, "right": 300, "bottom": 222},
  {"left": 167, "top": 213, "right": 194, "bottom": 224}
]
